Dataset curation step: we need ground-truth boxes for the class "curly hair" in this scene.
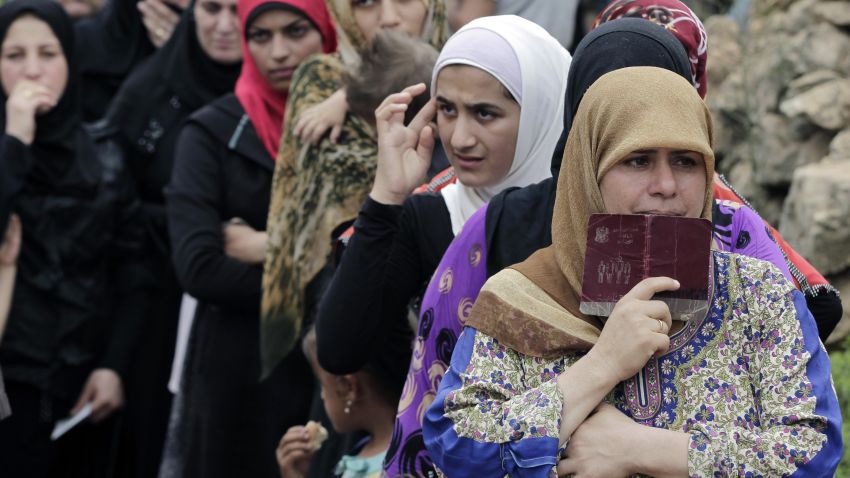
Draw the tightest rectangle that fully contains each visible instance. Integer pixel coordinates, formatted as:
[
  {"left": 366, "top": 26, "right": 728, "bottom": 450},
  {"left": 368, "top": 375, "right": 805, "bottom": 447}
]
[{"left": 344, "top": 29, "right": 439, "bottom": 125}]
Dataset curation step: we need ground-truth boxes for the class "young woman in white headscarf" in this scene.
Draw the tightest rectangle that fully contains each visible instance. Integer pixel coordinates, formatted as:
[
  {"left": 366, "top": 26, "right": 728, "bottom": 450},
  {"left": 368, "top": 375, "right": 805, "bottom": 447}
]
[{"left": 315, "top": 15, "right": 571, "bottom": 476}]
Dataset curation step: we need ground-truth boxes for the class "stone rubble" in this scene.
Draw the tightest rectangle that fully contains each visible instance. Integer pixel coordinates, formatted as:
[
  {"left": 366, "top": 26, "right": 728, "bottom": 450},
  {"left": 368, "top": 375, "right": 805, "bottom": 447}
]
[{"left": 706, "top": 0, "right": 850, "bottom": 341}]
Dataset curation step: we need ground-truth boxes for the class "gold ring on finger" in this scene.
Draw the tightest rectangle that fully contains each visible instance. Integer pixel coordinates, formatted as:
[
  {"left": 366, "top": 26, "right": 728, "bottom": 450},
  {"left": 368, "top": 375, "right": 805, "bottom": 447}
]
[
  {"left": 657, "top": 318, "right": 665, "bottom": 333},
  {"left": 156, "top": 27, "right": 166, "bottom": 38}
]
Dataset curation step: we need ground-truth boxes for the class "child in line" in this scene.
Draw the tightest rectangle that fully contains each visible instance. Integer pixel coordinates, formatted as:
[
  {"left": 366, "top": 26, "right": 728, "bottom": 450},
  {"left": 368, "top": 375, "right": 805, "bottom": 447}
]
[{"left": 277, "top": 324, "right": 406, "bottom": 478}]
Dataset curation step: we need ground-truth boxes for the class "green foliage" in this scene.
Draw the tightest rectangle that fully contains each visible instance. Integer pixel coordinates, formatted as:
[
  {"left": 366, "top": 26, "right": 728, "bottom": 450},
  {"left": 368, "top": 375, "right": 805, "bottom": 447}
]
[{"left": 828, "top": 335, "right": 850, "bottom": 475}]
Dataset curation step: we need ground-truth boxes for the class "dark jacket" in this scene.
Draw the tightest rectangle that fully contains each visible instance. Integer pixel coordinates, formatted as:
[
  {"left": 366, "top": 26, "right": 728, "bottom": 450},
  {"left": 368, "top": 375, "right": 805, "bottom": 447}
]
[
  {"left": 164, "top": 94, "right": 313, "bottom": 478},
  {"left": 0, "top": 124, "right": 149, "bottom": 400}
]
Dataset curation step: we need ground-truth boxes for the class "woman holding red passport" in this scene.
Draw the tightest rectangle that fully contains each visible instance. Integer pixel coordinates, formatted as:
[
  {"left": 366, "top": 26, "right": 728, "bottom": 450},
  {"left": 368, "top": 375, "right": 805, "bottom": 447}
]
[{"left": 423, "top": 67, "right": 842, "bottom": 477}]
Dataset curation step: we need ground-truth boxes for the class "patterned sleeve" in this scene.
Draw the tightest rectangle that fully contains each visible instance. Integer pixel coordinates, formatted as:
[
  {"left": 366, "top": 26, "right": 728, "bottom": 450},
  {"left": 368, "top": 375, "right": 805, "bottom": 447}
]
[
  {"left": 686, "top": 266, "right": 843, "bottom": 476},
  {"left": 423, "top": 327, "right": 563, "bottom": 478}
]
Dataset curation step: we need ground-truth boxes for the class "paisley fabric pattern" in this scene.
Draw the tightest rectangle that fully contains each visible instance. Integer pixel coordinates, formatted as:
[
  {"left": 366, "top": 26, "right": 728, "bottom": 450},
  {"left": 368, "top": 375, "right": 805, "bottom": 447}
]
[
  {"left": 424, "top": 252, "right": 842, "bottom": 477},
  {"left": 260, "top": 53, "right": 377, "bottom": 376},
  {"left": 443, "top": 333, "right": 563, "bottom": 443},
  {"left": 383, "top": 210, "right": 488, "bottom": 477}
]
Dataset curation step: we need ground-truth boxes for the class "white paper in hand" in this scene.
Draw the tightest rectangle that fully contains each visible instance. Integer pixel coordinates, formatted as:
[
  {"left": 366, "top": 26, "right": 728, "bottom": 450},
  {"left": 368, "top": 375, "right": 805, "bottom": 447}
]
[{"left": 51, "top": 403, "right": 92, "bottom": 441}]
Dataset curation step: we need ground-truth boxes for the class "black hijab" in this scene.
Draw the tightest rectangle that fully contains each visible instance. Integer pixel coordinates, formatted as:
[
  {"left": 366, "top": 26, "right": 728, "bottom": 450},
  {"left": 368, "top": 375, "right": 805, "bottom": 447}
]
[
  {"left": 0, "top": 0, "right": 79, "bottom": 144},
  {"left": 74, "top": 0, "right": 164, "bottom": 120},
  {"left": 107, "top": 0, "right": 241, "bottom": 150},
  {"left": 0, "top": 0, "right": 99, "bottom": 200},
  {"left": 485, "top": 18, "right": 694, "bottom": 276},
  {"left": 151, "top": 0, "right": 241, "bottom": 109}
]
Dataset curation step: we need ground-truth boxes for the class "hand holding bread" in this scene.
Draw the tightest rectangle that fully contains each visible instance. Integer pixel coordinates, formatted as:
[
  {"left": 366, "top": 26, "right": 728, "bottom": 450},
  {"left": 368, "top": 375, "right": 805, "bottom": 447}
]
[{"left": 276, "top": 421, "right": 329, "bottom": 478}]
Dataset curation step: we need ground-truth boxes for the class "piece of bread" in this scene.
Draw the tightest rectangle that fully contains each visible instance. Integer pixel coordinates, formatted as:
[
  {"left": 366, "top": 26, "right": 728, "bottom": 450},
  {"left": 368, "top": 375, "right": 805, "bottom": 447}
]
[{"left": 304, "top": 420, "right": 328, "bottom": 451}]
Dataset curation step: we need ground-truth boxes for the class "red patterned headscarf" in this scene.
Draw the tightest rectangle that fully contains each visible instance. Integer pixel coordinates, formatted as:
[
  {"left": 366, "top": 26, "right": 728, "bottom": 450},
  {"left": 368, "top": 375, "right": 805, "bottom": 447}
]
[
  {"left": 235, "top": 0, "right": 337, "bottom": 159},
  {"left": 594, "top": 0, "right": 707, "bottom": 98}
]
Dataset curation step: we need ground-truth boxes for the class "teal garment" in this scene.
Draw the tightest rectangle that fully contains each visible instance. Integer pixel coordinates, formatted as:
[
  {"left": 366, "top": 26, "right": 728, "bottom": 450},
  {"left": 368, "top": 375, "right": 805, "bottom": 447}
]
[{"left": 334, "top": 449, "right": 385, "bottom": 478}]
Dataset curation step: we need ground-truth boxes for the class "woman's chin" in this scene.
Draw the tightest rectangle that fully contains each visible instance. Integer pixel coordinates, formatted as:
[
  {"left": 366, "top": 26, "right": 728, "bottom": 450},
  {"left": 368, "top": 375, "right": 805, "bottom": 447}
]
[
  {"left": 35, "top": 104, "right": 55, "bottom": 116},
  {"left": 453, "top": 169, "right": 487, "bottom": 188}
]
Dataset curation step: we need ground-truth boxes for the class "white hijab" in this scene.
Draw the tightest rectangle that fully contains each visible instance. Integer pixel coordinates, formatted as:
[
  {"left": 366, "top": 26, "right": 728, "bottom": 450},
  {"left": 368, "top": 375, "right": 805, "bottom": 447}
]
[{"left": 432, "top": 15, "right": 572, "bottom": 234}]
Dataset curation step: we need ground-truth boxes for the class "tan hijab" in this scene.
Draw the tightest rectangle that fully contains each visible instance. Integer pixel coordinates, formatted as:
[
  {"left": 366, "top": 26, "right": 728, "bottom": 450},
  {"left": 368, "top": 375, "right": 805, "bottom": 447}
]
[
  {"left": 467, "top": 67, "right": 715, "bottom": 358},
  {"left": 327, "top": 0, "right": 447, "bottom": 66}
]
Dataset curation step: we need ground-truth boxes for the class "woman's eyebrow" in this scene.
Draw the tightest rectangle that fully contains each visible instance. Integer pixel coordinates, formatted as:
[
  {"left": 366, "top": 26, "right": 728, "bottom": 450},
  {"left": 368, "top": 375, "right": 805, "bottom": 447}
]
[
  {"left": 464, "top": 101, "right": 502, "bottom": 110},
  {"left": 436, "top": 96, "right": 503, "bottom": 111},
  {"left": 282, "top": 18, "right": 309, "bottom": 29}
]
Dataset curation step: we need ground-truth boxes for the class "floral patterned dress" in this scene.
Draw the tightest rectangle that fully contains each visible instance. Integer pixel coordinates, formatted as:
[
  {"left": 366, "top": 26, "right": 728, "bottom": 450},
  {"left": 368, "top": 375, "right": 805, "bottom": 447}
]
[{"left": 423, "top": 252, "right": 842, "bottom": 477}]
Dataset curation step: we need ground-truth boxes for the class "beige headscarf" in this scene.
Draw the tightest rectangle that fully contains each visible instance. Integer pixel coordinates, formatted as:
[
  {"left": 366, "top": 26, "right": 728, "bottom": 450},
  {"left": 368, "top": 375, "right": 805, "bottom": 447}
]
[
  {"left": 466, "top": 67, "right": 715, "bottom": 358},
  {"left": 260, "top": 0, "right": 448, "bottom": 378},
  {"left": 326, "top": 0, "right": 447, "bottom": 66}
]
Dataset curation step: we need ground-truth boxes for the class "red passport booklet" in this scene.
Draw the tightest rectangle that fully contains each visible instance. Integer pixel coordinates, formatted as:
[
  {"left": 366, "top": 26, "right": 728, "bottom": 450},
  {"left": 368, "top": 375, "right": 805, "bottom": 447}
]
[{"left": 579, "top": 214, "right": 712, "bottom": 319}]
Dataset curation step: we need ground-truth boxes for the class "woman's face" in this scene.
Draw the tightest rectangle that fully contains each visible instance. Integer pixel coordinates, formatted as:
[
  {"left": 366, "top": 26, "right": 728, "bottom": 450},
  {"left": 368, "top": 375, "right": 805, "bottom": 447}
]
[
  {"left": 194, "top": 0, "right": 242, "bottom": 64},
  {"left": 599, "top": 147, "right": 707, "bottom": 217},
  {"left": 246, "top": 9, "right": 324, "bottom": 92},
  {"left": 57, "top": 0, "right": 104, "bottom": 19},
  {"left": 0, "top": 15, "right": 68, "bottom": 109},
  {"left": 435, "top": 65, "right": 520, "bottom": 188},
  {"left": 351, "top": 0, "right": 427, "bottom": 42}
]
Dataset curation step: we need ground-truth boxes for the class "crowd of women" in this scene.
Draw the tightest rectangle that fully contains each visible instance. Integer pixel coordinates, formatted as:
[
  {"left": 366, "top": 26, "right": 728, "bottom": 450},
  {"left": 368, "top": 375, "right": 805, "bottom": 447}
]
[{"left": 0, "top": 0, "right": 844, "bottom": 476}]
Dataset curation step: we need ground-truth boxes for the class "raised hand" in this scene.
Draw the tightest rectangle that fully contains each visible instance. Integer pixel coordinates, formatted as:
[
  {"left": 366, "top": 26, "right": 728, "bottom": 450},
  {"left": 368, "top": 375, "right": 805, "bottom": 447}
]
[
  {"left": 369, "top": 83, "right": 437, "bottom": 206},
  {"left": 137, "top": 0, "right": 181, "bottom": 48},
  {"left": 586, "top": 277, "right": 678, "bottom": 384},
  {"left": 5, "top": 80, "right": 57, "bottom": 145},
  {"left": 276, "top": 425, "right": 316, "bottom": 478}
]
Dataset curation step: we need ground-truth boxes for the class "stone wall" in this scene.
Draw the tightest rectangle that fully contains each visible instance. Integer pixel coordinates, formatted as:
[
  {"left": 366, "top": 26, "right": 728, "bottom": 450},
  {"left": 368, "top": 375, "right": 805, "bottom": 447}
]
[{"left": 704, "top": 0, "right": 850, "bottom": 342}]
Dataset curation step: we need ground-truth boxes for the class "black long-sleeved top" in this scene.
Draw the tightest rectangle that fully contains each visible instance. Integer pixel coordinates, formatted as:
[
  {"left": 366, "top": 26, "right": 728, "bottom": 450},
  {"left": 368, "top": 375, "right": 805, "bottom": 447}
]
[
  {"left": 317, "top": 195, "right": 453, "bottom": 377},
  {"left": 165, "top": 93, "right": 313, "bottom": 478},
  {"left": 0, "top": 136, "right": 29, "bottom": 234},
  {"left": 166, "top": 95, "right": 271, "bottom": 314},
  {"left": 0, "top": 130, "right": 150, "bottom": 399}
]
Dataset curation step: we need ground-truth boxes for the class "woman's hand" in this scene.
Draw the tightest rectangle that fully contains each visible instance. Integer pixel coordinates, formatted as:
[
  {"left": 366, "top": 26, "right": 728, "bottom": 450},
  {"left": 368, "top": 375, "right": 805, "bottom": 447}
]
[
  {"left": 294, "top": 88, "right": 348, "bottom": 146},
  {"left": 370, "top": 83, "right": 436, "bottom": 205},
  {"left": 554, "top": 277, "right": 678, "bottom": 447},
  {"left": 137, "top": 0, "right": 181, "bottom": 48},
  {"left": 223, "top": 220, "right": 268, "bottom": 265},
  {"left": 0, "top": 214, "right": 21, "bottom": 267},
  {"left": 5, "top": 81, "right": 57, "bottom": 145},
  {"left": 585, "top": 277, "right": 678, "bottom": 384},
  {"left": 72, "top": 368, "right": 124, "bottom": 423},
  {"left": 557, "top": 403, "right": 641, "bottom": 477},
  {"left": 276, "top": 425, "right": 315, "bottom": 478},
  {"left": 558, "top": 403, "right": 689, "bottom": 478}
]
